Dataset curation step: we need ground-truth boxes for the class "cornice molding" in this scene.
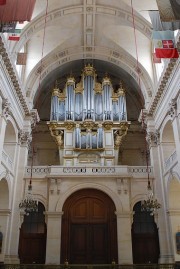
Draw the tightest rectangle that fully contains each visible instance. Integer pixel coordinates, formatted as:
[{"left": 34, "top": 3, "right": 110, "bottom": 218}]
[{"left": 0, "top": 36, "right": 30, "bottom": 116}]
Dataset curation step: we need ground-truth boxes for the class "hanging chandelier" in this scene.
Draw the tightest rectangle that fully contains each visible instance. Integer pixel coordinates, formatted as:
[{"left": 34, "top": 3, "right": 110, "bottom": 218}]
[
  {"left": 19, "top": 182, "right": 38, "bottom": 215},
  {"left": 19, "top": 144, "right": 38, "bottom": 215},
  {"left": 141, "top": 180, "right": 161, "bottom": 216}
]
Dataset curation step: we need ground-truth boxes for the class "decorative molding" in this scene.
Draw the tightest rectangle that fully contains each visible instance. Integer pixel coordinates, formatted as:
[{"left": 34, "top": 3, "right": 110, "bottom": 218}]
[
  {"left": 49, "top": 178, "right": 62, "bottom": 195},
  {"left": 2, "top": 98, "right": 11, "bottom": 119},
  {"left": 115, "top": 211, "right": 132, "bottom": 218},
  {"left": 49, "top": 178, "right": 56, "bottom": 194},
  {"left": 168, "top": 99, "right": 177, "bottom": 119},
  {"left": 0, "top": 209, "right": 11, "bottom": 216},
  {"left": 0, "top": 37, "right": 29, "bottom": 115},
  {"left": 148, "top": 52, "right": 179, "bottom": 116},
  {"left": 50, "top": 129, "right": 64, "bottom": 147},
  {"left": 18, "top": 130, "right": 32, "bottom": 147},
  {"left": 44, "top": 211, "right": 64, "bottom": 218},
  {"left": 30, "top": 109, "right": 40, "bottom": 129},
  {"left": 117, "top": 178, "right": 129, "bottom": 194},
  {"left": 114, "top": 123, "right": 129, "bottom": 149},
  {"left": 146, "top": 130, "right": 160, "bottom": 147}
]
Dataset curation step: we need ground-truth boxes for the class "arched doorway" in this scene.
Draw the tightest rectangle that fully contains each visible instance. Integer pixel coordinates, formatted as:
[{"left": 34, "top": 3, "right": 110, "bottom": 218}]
[
  {"left": 131, "top": 202, "right": 160, "bottom": 264},
  {"left": 18, "top": 202, "right": 47, "bottom": 264},
  {"left": 61, "top": 189, "right": 118, "bottom": 264}
]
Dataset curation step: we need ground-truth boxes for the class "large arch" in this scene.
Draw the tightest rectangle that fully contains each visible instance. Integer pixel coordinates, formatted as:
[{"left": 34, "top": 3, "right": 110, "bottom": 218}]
[{"left": 55, "top": 182, "right": 123, "bottom": 212}]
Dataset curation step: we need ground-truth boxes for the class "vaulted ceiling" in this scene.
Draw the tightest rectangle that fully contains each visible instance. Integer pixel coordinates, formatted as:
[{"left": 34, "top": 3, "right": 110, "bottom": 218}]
[{"left": 9, "top": 0, "right": 158, "bottom": 121}]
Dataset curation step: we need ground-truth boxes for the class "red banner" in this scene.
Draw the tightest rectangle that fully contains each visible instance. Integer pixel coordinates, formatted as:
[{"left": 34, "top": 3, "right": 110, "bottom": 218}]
[
  {"left": 155, "top": 48, "right": 179, "bottom": 58},
  {"left": 0, "top": 0, "right": 6, "bottom": 5},
  {"left": 8, "top": 35, "right": 20, "bottom": 41},
  {"left": 0, "top": 0, "right": 36, "bottom": 22}
]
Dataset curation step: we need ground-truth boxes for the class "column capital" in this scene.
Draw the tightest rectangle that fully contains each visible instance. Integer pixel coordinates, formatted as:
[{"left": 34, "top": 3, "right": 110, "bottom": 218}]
[
  {"left": 146, "top": 130, "right": 160, "bottom": 147},
  {"left": 18, "top": 130, "right": 32, "bottom": 147},
  {"left": 168, "top": 98, "right": 177, "bottom": 119},
  {"left": 2, "top": 98, "right": 11, "bottom": 120}
]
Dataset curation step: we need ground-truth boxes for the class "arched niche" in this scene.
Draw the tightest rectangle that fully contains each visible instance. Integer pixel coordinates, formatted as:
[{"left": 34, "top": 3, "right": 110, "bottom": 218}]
[
  {"left": 3, "top": 120, "right": 17, "bottom": 161},
  {"left": 161, "top": 120, "right": 176, "bottom": 165},
  {"left": 0, "top": 178, "right": 9, "bottom": 209}
]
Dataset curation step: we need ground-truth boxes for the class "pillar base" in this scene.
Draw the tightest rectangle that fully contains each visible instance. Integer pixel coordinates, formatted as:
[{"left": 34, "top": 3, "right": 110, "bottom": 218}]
[
  {"left": 4, "top": 255, "right": 20, "bottom": 264},
  {"left": 159, "top": 254, "right": 174, "bottom": 264}
]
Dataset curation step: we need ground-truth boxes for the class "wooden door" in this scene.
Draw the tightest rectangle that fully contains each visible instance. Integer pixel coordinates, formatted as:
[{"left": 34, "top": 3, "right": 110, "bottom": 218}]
[
  {"left": 18, "top": 203, "right": 47, "bottom": 264},
  {"left": 61, "top": 189, "right": 117, "bottom": 264},
  {"left": 19, "top": 233, "right": 46, "bottom": 264},
  {"left": 70, "top": 223, "right": 108, "bottom": 263},
  {"left": 132, "top": 202, "right": 160, "bottom": 264}
]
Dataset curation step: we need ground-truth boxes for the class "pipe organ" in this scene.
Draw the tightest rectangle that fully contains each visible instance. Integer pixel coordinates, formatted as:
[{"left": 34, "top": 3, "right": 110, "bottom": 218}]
[{"left": 47, "top": 64, "right": 130, "bottom": 166}]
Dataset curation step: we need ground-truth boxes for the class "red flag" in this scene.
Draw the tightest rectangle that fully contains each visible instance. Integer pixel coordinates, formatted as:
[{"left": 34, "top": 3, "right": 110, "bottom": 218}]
[
  {"left": 153, "top": 30, "right": 179, "bottom": 59},
  {"left": 0, "top": 0, "right": 6, "bottom": 5},
  {"left": 8, "top": 35, "right": 20, "bottom": 41},
  {"left": 152, "top": 53, "right": 161, "bottom": 63},
  {"left": 155, "top": 48, "right": 179, "bottom": 58},
  {"left": 0, "top": 0, "right": 36, "bottom": 22},
  {"left": 162, "top": 40, "right": 174, "bottom": 48}
]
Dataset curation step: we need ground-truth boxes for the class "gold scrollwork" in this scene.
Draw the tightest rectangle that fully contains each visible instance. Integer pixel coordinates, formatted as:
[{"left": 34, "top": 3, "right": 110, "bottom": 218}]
[
  {"left": 75, "top": 81, "right": 83, "bottom": 94},
  {"left": 63, "top": 121, "right": 75, "bottom": 130},
  {"left": 103, "top": 121, "right": 113, "bottom": 130},
  {"left": 83, "top": 63, "right": 96, "bottom": 77},
  {"left": 102, "top": 74, "right": 111, "bottom": 86},
  {"left": 94, "top": 82, "right": 102, "bottom": 94},
  {"left": 66, "top": 76, "right": 75, "bottom": 86},
  {"left": 82, "top": 120, "right": 96, "bottom": 130}
]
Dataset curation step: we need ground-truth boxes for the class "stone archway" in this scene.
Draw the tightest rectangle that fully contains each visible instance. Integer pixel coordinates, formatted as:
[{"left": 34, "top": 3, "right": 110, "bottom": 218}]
[{"left": 61, "top": 188, "right": 118, "bottom": 264}]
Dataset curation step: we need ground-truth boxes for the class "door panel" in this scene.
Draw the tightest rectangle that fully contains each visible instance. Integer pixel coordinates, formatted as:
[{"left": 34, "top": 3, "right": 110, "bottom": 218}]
[
  {"left": 91, "top": 224, "right": 108, "bottom": 263},
  {"left": 61, "top": 189, "right": 117, "bottom": 264},
  {"left": 71, "top": 224, "right": 88, "bottom": 263},
  {"left": 19, "top": 234, "right": 46, "bottom": 264},
  {"left": 132, "top": 234, "right": 160, "bottom": 264},
  {"left": 70, "top": 223, "right": 108, "bottom": 263}
]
